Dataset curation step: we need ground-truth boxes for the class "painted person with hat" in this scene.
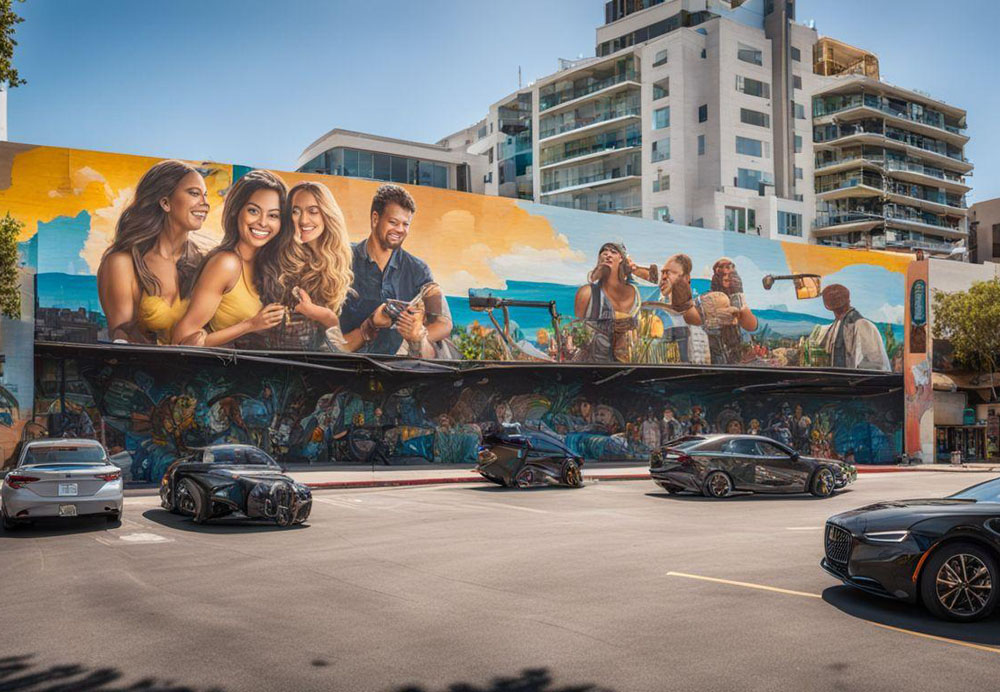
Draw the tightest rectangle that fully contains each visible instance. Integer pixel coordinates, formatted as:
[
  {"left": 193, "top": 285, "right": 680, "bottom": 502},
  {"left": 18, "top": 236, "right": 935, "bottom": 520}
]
[
  {"left": 818, "top": 283, "right": 890, "bottom": 371},
  {"left": 573, "top": 242, "right": 643, "bottom": 362},
  {"left": 702, "top": 257, "right": 758, "bottom": 364}
]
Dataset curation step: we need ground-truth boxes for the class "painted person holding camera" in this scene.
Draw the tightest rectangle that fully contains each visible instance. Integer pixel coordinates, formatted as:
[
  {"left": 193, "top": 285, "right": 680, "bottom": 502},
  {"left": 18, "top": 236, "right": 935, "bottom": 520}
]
[{"left": 340, "top": 184, "right": 452, "bottom": 356}]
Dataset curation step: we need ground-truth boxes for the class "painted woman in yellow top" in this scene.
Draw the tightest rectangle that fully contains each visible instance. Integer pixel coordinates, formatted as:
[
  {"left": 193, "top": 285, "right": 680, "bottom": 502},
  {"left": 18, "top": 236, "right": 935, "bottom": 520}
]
[
  {"left": 171, "top": 170, "right": 288, "bottom": 347},
  {"left": 97, "top": 160, "right": 209, "bottom": 343},
  {"left": 271, "top": 180, "right": 354, "bottom": 349}
]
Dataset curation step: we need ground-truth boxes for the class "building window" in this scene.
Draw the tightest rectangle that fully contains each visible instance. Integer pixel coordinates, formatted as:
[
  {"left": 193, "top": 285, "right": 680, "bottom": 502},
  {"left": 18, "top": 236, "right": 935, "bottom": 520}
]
[
  {"left": 794, "top": 134, "right": 802, "bottom": 153},
  {"left": 653, "top": 49, "right": 668, "bottom": 67},
  {"left": 735, "top": 136, "right": 764, "bottom": 157},
  {"left": 701, "top": 48, "right": 707, "bottom": 59},
  {"left": 992, "top": 222, "right": 1000, "bottom": 258},
  {"left": 725, "top": 206, "right": 748, "bottom": 233},
  {"left": 652, "top": 173, "right": 670, "bottom": 192},
  {"left": 778, "top": 211, "right": 803, "bottom": 236},
  {"left": 737, "top": 43, "right": 763, "bottom": 66},
  {"left": 740, "top": 108, "right": 770, "bottom": 128},
  {"left": 736, "top": 75, "right": 770, "bottom": 98},
  {"left": 654, "top": 206, "right": 671, "bottom": 222},
  {"left": 793, "top": 101, "right": 805, "bottom": 119},
  {"left": 793, "top": 74, "right": 802, "bottom": 90},
  {"left": 791, "top": 46, "right": 801, "bottom": 62},
  {"left": 653, "top": 77, "right": 669, "bottom": 100},
  {"left": 653, "top": 106, "right": 670, "bottom": 129},
  {"left": 698, "top": 134, "right": 705, "bottom": 155},
  {"left": 698, "top": 104, "right": 708, "bottom": 122},
  {"left": 736, "top": 168, "right": 770, "bottom": 190},
  {"left": 794, "top": 166, "right": 803, "bottom": 180},
  {"left": 651, "top": 137, "right": 670, "bottom": 162}
]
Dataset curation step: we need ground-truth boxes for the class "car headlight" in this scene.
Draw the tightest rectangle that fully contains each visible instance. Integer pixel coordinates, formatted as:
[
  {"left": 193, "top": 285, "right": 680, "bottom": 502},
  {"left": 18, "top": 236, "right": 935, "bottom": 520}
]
[{"left": 863, "top": 530, "right": 910, "bottom": 543}]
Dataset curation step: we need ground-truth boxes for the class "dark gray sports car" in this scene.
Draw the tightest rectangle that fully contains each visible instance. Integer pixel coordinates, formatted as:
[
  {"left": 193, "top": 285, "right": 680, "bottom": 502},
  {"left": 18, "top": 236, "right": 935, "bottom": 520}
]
[
  {"left": 650, "top": 434, "right": 856, "bottom": 498},
  {"left": 159, "top": 444, "right": 311, "bottom": 526}
]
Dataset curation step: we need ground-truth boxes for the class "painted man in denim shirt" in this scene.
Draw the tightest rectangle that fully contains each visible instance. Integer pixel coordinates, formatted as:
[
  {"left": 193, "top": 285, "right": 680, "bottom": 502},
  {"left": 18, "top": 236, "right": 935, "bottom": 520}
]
[{"left": 340, "top": 184, "right": 452, "bottom": 355}]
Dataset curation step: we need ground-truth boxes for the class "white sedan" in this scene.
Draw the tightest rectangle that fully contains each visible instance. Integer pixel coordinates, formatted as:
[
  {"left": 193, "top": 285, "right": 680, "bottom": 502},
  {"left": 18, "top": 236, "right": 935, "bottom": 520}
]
[{"left": 2, "top": 439, "right": 123, "bottom": 530}]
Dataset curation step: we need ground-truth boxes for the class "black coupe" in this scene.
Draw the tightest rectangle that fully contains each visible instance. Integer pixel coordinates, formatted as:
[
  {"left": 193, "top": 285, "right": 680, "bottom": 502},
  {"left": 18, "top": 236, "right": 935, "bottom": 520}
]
[
  {"left": 650, "top": 434, "right": 856, "bottom": 498},
  {"left": 159, "top": 444, "right": 311, "bottom": 527},
  {"left": 822, "top": 476, "right": 1000, "bottom": 621},
  {"left": 476, "top": 424, "right": 584, "bottom": 488}
]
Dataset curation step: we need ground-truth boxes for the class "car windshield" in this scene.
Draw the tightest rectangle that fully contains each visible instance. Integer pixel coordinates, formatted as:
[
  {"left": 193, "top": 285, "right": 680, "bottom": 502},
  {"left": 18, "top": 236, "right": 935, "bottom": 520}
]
[
  {"left": 22, "top": 445, "right": 107, "bottom": 466},
  {"left": 203, "top": 447, "right": 276, "bottom": 467},
  {"left": 949, "top": 478, "right": 1000, "bottom": 503}
]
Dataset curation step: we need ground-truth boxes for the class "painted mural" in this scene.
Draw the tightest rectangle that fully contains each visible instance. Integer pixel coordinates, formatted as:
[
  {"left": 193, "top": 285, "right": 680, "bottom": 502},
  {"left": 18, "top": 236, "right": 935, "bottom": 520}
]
[
  {"left": 26, "top": 346, "right": 902, "bottom": 478},
  {"left": 3, "top": 143, "right": 911, "bottom": 370}
]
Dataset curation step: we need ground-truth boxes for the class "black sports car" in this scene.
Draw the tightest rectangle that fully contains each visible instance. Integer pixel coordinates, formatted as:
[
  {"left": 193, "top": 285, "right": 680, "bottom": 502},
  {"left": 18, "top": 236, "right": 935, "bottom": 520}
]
[
  {"left": 650, "top": 434, "right": 856, "bottom": 498},
  {"left": 822, "top": 476, "right": 1000, "bottom": 621},
  {"left": 476, "top": 424, "right": 584, "bottom": 488},
  {"left": 159, "top": 444, "right": 311, "bottom": 527}
]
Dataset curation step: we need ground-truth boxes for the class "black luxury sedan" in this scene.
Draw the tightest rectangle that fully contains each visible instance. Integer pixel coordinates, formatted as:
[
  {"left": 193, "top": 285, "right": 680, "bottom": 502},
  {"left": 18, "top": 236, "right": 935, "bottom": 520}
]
[
  {"left": 476, "top": 424, "right": 584, "bottom": 488},
  {"left": 822, "top": 476, "right": 1000, "bottom": 621},
  {"left": 159, "top": 444, "right": 311, "bottom": 527},
  {"left": 649, "top": 434, "right": 856, "bottom": 498}
]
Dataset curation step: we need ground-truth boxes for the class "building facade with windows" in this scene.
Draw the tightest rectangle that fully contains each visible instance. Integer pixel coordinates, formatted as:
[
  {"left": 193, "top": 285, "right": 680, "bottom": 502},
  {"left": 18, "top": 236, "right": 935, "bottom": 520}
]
[
  {"left": 968, "top": 198, "right": 1000, "bottom": 264},
  {"left": 296, "top": 128, "right": 488, "bottom": 195}
]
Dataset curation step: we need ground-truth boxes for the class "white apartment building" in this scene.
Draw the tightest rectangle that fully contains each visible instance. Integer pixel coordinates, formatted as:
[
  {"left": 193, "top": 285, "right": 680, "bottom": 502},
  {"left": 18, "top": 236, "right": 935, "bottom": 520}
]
[{"left": 295, "top": 0, "right": 971, "bottom": 254}]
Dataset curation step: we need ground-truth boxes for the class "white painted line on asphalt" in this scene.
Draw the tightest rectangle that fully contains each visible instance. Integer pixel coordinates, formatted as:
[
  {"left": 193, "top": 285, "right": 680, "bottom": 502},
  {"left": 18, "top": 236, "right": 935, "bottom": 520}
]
[
  {"left": 93, "top": 532, "right": 173, "bottom": 546},
  {"left": 666, "top": 571, "right": 1000, "bottom": 656},
  {"left": 314, "top": 497, "right": 363, "bottom": 510},
  {"left": 666, "top": 571, "right": 822, "bottom": 599}
]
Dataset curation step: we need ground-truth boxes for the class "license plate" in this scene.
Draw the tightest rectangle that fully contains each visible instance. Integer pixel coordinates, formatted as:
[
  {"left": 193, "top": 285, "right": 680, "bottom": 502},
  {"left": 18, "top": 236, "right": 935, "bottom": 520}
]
[
  {"left": 58, "top": 483, "right": 78, "bottom": 497},
  {"left": 58, "top": 504, "right": 77, "bottom": 517}
]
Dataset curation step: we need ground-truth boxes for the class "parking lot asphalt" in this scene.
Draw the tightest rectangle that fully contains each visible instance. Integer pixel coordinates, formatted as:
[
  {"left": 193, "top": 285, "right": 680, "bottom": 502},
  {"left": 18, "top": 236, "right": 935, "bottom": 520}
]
[{"left": 1, "top": 472, "right": 998, "bottom": 692}]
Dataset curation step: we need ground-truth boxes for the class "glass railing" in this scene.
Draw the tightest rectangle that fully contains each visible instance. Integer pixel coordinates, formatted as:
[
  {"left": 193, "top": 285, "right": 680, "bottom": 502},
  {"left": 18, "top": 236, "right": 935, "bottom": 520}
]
[
  {"left": 813, "top": 94, "right": 966, "bottom": 135},
  {"left": 541, "top": 164, "right": 642, "bottom": 194},
  {"left": 817, "top": 126, "right": 968, "bottom": 163},
  {"left": 539, "top": 70, "right": 640, "bottom": 112},
  {"left": 545, "top": 190, "right": 642, "bottom": 214},
  {"left": 815, "top": 209, "right": 962, "bottom": 232},
  {"left": 539, "top": 102, "right": 640, "bottom": 140},
  {"left": 815, "top": 172, "right": 882, "bottom": 193},
  {"left": 883, "top": 160, "right": 965, "bottom": 184},
  {"left": 540, "top": 133, "right": 641, "bottom": 167}
]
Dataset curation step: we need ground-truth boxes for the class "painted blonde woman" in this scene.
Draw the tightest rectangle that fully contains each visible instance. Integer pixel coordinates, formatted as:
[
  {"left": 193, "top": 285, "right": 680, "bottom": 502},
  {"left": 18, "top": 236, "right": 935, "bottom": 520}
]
[
  {"left": 171, "top": 170, "right": 288, "bottom": 347},
  {"left": 273, "top": 180, "right": 354, "bottom": 350},
  {"left": 97, "top": 160, "right": 209, "bottom": 343}
]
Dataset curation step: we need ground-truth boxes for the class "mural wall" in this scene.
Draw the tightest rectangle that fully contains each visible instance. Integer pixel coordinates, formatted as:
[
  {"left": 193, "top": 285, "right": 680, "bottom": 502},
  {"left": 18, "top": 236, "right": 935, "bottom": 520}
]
[
  {"left": 30, "top": 347, "right": 903, "bottom": 480},
  {"left": 4, "top": 143, "right": 912, "bottom": 370}
]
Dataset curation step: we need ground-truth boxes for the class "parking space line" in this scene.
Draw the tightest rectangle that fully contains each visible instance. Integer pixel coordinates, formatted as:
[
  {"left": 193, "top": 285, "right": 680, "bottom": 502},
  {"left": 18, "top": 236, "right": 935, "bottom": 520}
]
[
  {"left": 666, "top": 571, "right": 1000, "bottom": 656},
  {"left": 666, "top": 571, "right": 822, "bottom": 599}
]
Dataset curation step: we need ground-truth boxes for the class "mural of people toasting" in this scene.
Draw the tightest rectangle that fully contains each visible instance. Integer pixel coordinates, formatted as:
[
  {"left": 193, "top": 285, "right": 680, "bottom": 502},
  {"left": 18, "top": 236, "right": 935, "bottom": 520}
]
[{"left": 18, "top": 145, "right": 908, "bottom": 372}]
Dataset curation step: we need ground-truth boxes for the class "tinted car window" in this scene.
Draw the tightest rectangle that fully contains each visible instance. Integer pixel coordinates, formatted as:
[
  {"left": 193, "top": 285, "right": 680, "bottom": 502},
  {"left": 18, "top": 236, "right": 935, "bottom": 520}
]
[
  {"left": 244, "top": 449, "right": 277, "bottom": 467},
  {"left": 666, "top": 436, "right": 706, "bottom": 450},
  {"left": 22, "top": 445, "right": 106, "bottom": 466},
  {"left": 951, "top": 478, "right": 1000, "bottom": 503},
  {"left": 724, "top": 439, "right": 760, "bottom": 455},
  {"left": 755, "top": 441, "right": 789, "bottom": 457},
  {"left": 690, "top": 439, "right": 726, "bottom": 452},
  {"left": 204, "top": 448, "right": 238, "bottom": 464}
]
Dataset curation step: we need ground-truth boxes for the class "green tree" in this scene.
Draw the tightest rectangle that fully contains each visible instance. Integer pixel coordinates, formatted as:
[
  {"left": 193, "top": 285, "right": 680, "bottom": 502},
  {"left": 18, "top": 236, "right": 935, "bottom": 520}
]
[
  {"left": 932, "top": 278, "right": 1000, "bottom": 399},
  {"left": 0, "top": 212, "right": 21, "bottom": 318},
  {"left": 0, "top": 0, "right": 25, "bottom": 88}
]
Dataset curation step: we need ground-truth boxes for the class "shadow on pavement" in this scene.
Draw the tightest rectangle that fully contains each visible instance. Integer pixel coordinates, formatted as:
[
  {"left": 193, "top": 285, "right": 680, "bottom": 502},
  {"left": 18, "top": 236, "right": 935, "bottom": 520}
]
[
  {"left": 822, "top": 585, "right": 1000, "bottom": 646},
  {"left": 643, "top": 490, "right": 851, "bottom": 502},
  {"left": 0, "top": 653, "right": 225, "bottom": 691},
  {"left": 141, "top": 508, "right": 307, "bottom": 534},
  {"left": 393, "top": 668, "right": 613, "bottom": 692},
  {"left": 466, "top": 485, "right": 586, "bottom": 493},
  {"left": 0, "top": 515, "right": 119, "bottom": 539}
]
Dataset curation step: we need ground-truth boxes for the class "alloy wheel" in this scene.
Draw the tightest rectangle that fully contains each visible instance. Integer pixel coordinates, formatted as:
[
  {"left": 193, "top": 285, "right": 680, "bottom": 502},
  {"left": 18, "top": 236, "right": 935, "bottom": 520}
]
[
  {"left": 706, "top": 472, "right": 732, "bottom": 498},
  {"left": 812, "top": 468, "right": 835, "bottom": 497},
  {"left": 935, "top": 553, "right": 993, "bottom": 617}
]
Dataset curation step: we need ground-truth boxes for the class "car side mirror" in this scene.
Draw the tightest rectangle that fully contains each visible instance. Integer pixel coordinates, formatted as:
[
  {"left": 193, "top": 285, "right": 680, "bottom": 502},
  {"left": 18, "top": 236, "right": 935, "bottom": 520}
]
[{"left": 790, "top": 452, "right": 800, "bottom": 462}]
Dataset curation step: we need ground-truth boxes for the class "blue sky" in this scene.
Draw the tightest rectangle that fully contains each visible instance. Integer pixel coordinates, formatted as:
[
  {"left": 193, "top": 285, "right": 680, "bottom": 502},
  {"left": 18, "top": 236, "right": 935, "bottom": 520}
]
[{"left": 9, "top": 0, "right": 998, "bottom": 202}]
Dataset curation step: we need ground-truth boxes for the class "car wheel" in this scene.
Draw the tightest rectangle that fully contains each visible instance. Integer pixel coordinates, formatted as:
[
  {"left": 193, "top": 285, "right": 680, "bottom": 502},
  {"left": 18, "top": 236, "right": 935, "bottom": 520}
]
[
  {"left": 920, "top": 543, "right": 998, "bottom": 622},
  {"left": 1, "top": 507, "right": 19, "bottom": 531},
  {"left": 514, "top": 467, "right": 535, "bottom": 488},
  {"left": 176, "top": 478, "right": 209, "bottom": 524},
  {"left": 561, "top": 459, "right": 584, "bottom": 488},
  {"left": 809, "top": 468, "right": 836, "bottom": 498},
  {"left": 703, "top": 471, "right": 732, "bottom": 498}
]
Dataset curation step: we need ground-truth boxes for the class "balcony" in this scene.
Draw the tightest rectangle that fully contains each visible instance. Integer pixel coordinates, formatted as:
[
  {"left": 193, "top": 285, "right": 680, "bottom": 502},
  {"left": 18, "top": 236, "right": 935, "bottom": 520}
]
[
  {"left": 813, "top": 93, "right": 968, "bottom": 143},
  {"left": 540, "top": 132, "right": 641, "bottom": 169},
  {"left": 539, "top": 70, "right": 640, "bottom": 113},
  {"left": 814, "top": 209, "right": 964, "bottom": 237},
  {"left": 540, "top": 167, "right": 641, "bottom": 195},
  {"left": 815, "top": 129, "right": 972, "bottom": 173},
  {"left": 539, "top": 103, "right": 641, "bottom": 141},
  {"left": 815, "top": 155, "right": 970, "bottom": 192}
]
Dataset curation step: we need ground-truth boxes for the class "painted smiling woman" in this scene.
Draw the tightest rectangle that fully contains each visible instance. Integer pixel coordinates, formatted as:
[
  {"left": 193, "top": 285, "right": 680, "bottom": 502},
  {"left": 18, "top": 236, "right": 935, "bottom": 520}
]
[{"left": 171, "top": 170, "right": 290, "bottom": 348}]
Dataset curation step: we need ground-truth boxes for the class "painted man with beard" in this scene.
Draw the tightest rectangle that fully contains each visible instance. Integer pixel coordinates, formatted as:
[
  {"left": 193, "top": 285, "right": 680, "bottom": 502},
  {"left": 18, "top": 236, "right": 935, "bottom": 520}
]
[
  {"left": 818, "top": 284, "right": 890, "bottom": 371},
  {"left": 704, "top": 257, "right": 758, "bottom": 364},
  {"left": 573, "top": 242, "right": 642, "bottom": 363},
  {"left": 340, "top": 185, "right": 453, "bottom": 355}
]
